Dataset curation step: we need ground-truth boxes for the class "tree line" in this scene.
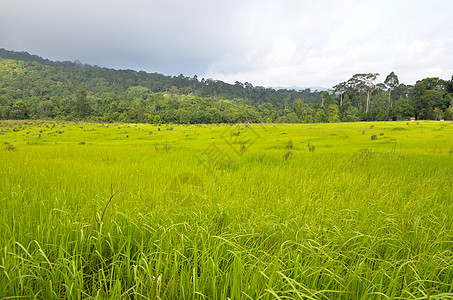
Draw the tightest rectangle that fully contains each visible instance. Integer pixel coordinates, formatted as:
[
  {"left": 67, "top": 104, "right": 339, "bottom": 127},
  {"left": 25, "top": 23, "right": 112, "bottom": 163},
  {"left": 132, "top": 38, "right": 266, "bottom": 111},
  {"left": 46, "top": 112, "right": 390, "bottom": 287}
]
[{"left": 1, "top": 48, "right": 452, "bottom": 123}]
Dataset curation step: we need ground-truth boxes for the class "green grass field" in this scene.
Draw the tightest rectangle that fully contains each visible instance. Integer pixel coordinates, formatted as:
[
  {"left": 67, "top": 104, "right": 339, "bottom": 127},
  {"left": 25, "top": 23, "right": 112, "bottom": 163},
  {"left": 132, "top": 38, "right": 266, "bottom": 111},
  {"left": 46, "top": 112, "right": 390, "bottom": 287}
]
[{"left": 1, "top": 120, "right": 452, "bottom": 299}]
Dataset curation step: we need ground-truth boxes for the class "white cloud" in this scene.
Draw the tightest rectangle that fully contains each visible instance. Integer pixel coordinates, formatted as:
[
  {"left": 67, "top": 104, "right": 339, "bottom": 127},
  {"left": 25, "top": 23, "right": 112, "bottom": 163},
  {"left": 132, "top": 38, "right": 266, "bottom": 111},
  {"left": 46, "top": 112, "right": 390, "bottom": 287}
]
[
  {"left": 1, "top": 0, "right": 452, "bottom": 88},
  {"left": 204, "top": 0, "right": 453, "bottom": 87}
]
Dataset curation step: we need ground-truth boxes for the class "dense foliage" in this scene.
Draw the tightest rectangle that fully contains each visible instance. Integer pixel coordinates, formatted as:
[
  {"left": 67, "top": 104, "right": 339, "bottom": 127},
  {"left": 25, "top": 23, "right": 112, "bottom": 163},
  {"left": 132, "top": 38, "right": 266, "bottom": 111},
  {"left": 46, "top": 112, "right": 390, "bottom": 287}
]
[{"left": 1, "top": 48, "right": 452, "bottom": 123}]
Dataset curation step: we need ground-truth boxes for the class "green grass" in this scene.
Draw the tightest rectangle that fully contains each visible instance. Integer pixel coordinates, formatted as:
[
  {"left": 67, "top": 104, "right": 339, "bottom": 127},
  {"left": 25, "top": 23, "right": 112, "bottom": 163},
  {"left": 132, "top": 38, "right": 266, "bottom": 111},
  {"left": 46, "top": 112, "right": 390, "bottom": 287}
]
[{"left": 0, "top": 120, "right": 452, "bottom": 299}]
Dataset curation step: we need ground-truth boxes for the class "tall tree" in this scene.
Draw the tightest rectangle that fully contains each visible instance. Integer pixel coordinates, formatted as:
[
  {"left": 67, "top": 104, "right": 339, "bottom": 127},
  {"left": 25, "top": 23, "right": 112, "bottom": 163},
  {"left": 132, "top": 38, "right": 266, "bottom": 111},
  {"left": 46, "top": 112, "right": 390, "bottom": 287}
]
[
  {"left": 446, "top": 75, "right": 453, "bottom": 93},
  {"left": 410, "top": 78, "right": 449, "bottom": 119},
  {"left": 326, "top": 104, "right": 340, "bottom": 123},
  {"left": 384, "top": 72, "right": 399, "bottom": 109},
  {"left": 333, "top": 82, "right": 347, "bottom": 106},
  {"left": 320, "top": 91, "right": 332, "bottom": 107},
  {"left": 347, "top": 73, "right": 379, "bottom": 112},
  {"left": 73, "top": 87, "right": 90, "bottom": 119},
  {"left": 393, "top": 98, "right": 415, "bottom": 120}
]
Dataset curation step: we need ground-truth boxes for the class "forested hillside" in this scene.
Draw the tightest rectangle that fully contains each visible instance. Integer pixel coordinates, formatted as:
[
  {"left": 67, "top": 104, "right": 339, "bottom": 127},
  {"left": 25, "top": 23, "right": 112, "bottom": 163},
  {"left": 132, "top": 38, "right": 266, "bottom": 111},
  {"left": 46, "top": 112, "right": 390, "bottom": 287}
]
[{"left": 1, "top": 48, "right": 452, "bottom": 123}]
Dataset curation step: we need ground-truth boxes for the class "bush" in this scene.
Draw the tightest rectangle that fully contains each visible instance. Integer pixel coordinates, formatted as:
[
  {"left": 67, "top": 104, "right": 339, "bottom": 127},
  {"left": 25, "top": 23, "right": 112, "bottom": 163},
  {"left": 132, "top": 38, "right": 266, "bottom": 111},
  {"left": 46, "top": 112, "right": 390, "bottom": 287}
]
[
  {"left": 304, "top": 115, "right": 313, "bottom": 123},
  {"left": 286, "top": 140, "right": 293, "bottom": 150},
  {"left": 3, "top": 142, "right": 16, "bottom": 151}
]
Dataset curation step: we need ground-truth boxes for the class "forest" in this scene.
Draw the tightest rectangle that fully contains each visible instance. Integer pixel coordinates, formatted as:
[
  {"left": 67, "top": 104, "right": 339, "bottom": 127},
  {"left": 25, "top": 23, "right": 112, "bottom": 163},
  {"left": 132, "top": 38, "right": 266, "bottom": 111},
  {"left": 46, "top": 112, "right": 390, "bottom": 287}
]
[{"left": 1, "top": 48, "right": 452, "bottom": 123}]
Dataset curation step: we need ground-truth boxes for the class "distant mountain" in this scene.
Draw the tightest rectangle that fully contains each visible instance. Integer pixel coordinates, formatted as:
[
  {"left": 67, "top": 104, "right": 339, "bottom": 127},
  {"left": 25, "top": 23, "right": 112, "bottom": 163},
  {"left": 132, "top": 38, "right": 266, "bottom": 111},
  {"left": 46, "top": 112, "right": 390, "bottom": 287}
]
[
  {"left": 273, "top": 86, "right": 330, "bottom": 92},
  {"left": 0, "top": 48, "right": 323, "bottom": 123}
]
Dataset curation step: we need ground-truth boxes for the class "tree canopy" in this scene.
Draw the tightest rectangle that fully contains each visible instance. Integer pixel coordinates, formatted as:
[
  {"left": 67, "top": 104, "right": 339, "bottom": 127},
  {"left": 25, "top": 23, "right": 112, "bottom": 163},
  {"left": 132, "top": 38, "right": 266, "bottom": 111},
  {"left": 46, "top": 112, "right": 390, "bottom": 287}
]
[{"left": 0, "top": 49, "right": 452, "bottom": 123}]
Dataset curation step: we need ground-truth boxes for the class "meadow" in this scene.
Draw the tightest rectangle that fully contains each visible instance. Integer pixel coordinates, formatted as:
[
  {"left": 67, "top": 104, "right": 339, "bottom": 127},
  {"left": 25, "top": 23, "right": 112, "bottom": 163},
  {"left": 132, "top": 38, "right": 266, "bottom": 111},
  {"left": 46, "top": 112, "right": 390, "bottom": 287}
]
[{"left": 0, "top": 120, "right": 452, "bottom": 299}]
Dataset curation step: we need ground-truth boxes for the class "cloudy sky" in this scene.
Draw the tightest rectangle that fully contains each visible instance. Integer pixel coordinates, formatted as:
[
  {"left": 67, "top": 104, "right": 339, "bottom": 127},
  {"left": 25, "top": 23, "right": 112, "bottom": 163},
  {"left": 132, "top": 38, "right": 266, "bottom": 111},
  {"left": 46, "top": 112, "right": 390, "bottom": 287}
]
[{"left": 1, "top": 0, "right": 452, "bottom": 88}]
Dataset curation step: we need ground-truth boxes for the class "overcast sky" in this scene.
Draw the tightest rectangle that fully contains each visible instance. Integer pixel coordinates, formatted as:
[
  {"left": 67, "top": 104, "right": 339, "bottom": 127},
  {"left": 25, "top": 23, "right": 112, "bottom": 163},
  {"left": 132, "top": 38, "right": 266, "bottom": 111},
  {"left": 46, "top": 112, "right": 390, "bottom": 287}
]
[{"left": 1, "top": 0, "right": 452, "bottom": 88}]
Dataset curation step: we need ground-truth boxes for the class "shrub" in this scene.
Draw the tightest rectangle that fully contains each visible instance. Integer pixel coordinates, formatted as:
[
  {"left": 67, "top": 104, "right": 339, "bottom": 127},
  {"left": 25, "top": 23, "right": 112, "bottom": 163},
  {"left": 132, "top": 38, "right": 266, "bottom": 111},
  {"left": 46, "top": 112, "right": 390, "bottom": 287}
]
[
  {"left": 240, "top": 144, "right": 246, "bottom": 153},
  {"left": 286, "top": 140, "right": 293, "bottom": 150},
  {"left": 3, "top": 142, "right": 16, "bottom": 151},
  {"left": 284, "top": 151, "right": 293, "bottom": 160}
]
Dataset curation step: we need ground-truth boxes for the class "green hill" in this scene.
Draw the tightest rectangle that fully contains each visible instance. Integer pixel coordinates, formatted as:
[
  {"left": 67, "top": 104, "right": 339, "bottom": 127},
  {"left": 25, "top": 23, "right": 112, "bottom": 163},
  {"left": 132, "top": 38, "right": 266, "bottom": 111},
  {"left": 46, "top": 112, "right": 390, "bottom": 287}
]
[
  {"left": 0, "top": 48, "right": 319, "bottom": 123},
  {"left": 0, "top": 48, "right": 452, "bottom": 123}
]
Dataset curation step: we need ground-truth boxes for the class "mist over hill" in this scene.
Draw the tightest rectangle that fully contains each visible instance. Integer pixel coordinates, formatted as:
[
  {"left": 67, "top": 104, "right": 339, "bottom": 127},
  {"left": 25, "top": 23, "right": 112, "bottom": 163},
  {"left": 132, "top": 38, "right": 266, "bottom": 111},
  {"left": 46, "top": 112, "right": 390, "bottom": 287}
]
[{"left": 273, "top": 86, "right": 330, "bottom": 92}]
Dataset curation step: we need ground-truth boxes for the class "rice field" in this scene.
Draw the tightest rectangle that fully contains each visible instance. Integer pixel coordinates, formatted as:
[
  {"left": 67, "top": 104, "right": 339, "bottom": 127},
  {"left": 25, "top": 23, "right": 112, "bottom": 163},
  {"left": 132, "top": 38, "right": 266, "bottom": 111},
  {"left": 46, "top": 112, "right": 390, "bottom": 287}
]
[{"left": 0, "top": 120, "right": 452, "bottom": 299}]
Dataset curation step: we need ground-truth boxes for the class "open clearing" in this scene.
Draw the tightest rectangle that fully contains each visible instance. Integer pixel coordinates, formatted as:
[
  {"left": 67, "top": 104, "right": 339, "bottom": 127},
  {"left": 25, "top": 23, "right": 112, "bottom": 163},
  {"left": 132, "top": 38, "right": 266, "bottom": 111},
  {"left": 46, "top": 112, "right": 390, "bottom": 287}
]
[{"left": 1, "top": 121, "right": 452, "bottom": 299}]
